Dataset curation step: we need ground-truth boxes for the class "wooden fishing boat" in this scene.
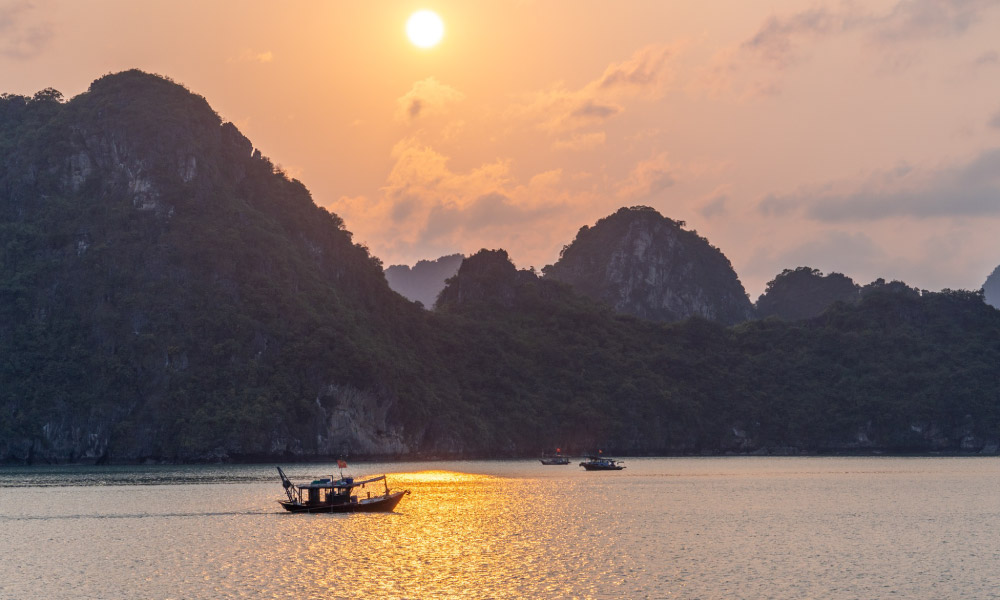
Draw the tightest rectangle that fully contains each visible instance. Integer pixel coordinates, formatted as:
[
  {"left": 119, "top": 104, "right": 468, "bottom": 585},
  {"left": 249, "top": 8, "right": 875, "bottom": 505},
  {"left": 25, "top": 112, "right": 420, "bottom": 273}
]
[{"left": 276, "top": 466, "right": 409, "bottom": 513}]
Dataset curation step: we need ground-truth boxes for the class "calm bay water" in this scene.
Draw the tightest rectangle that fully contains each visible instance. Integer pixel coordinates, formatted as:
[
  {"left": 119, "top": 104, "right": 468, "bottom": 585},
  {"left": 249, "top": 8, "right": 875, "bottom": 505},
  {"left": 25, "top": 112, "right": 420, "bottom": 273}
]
[{"left": 2, "top": 457, "right": 999, "bottom": 599}]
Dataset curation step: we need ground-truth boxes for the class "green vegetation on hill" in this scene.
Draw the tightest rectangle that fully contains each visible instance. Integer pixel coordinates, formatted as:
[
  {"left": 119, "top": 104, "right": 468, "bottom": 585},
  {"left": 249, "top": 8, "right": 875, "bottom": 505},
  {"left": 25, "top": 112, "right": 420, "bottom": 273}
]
[
  {"left": 3, "top": 71, "right": 999, "bottom": 462},
  {"left": 433, "top": 250, "right": 1000, "bottom": 455},
  {"left": 1, "top": 71, "right": 448, "bottom": 461},
  {"left": 756, "top": 267, "right": 860, "bottom": 321}
]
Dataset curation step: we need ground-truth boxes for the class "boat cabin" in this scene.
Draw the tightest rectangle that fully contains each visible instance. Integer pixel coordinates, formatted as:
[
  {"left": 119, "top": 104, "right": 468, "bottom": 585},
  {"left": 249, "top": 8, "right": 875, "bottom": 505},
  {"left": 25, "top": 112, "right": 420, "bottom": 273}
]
[{"left": 297, "top": 477, "right": 358, "bottom": 506}]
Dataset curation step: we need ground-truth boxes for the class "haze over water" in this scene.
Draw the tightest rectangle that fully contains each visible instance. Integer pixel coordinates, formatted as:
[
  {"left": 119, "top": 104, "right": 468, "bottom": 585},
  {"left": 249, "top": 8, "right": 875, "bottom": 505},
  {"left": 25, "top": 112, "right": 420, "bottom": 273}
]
[{"left": 2, "top": 457, "right": 998, "bottom": 599}]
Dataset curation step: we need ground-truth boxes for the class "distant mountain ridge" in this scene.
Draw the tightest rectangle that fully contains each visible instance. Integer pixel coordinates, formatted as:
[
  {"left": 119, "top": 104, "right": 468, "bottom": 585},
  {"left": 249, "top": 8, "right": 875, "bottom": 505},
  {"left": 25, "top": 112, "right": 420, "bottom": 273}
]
[
  {"left": 984, "top": 265, "right": 1000, "bottom": 309},
  {"left": 385, "top": 253, "right": 463, "bottom": 308},
  {"left": 542, "top": 206, "right": 754, "bottom": 325}
]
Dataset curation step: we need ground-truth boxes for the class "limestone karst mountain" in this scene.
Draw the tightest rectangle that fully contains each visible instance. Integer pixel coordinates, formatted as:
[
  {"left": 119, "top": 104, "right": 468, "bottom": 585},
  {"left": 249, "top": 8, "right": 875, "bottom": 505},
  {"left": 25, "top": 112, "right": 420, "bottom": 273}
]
[
  {"left": 0, "top": 70, "right": 434, "bottom": 461},
  {"left": 542, "top": 206, "right": 754, "bottom": 325}
]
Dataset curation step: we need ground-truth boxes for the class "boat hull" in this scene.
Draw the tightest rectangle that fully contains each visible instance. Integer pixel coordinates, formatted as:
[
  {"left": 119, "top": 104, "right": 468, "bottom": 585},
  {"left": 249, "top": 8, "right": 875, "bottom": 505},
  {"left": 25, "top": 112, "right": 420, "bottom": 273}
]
[
  {"left": 540, "top": 458, "right": 570, "bottom": 465},
  {"left": 279, "top": 490, "right": 409, "bottom": 513},
  {"left": 580, "top": 464, "right": 625, "bottom": 470}
]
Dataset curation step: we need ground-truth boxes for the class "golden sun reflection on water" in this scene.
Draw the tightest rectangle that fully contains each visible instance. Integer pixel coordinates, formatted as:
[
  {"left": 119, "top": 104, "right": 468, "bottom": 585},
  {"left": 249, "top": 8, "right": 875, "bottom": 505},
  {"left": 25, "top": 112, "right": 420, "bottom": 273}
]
[
  {"left": 272, "top": 469, "right": 595, "bottom": 598},
  {"left": 392, "top": 469, "right": 494, "bottom": 484}
]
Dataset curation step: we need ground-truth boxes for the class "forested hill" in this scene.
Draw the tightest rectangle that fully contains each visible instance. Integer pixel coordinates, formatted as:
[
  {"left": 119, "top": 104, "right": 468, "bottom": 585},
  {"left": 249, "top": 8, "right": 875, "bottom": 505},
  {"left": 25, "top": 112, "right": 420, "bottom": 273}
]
[
  {"left": 3, "top": 71, "right": 1000, "bottom": 463},
  {"left": 435, "top": 251, "right": 1000, "bottom": 455},
  {"left": 0, "top": 71, "right": 456, "bottom": 462}
]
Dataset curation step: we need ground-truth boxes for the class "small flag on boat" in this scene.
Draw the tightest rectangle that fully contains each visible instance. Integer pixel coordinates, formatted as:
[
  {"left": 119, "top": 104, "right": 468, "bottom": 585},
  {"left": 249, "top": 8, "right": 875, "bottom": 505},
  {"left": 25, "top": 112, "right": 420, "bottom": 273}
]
[{"left": 337, "top": 459, "right": 348, "bottom": 469}]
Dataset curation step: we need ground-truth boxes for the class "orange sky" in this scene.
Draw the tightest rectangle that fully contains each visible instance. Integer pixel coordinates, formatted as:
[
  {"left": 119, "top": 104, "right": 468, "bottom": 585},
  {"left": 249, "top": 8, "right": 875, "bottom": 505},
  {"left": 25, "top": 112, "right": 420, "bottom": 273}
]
[{"left": 4, "top": 0, "right": 1000, "bottom": 296}]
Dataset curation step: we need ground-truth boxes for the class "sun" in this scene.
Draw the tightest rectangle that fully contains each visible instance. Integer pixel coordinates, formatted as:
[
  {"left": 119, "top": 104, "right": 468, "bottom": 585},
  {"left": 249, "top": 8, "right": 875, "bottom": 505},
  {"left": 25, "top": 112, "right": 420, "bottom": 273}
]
[{"left": 406, "top": 10, "right": 444, "bottom": 48}]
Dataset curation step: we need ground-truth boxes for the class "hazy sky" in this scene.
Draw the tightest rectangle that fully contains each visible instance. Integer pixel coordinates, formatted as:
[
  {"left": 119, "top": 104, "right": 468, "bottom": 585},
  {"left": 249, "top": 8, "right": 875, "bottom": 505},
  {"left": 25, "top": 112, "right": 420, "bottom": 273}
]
[{"left": 4, "top": 0, "right": 1000, "bottom": 297}]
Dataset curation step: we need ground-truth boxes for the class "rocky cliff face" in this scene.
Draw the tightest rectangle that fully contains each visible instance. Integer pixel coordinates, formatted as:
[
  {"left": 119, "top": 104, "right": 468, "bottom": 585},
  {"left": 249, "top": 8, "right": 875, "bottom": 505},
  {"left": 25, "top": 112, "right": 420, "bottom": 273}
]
[{"left": 542, "top": 206, "right": 753, "bottom": 324}]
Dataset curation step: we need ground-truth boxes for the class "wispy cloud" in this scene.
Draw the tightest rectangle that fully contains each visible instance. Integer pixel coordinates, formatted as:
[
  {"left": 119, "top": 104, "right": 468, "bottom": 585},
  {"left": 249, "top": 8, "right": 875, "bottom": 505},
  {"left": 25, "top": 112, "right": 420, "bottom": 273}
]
[
  {"left": 0, "top": 1, "right": 52, "bottom": 59},
  {"left": 758, "top": 148, "right": 1000, "bottom": 221},
  {"left": 742, "top": 7, "right": 856, "bottom": 68},
  {"left": 551, "top": 131, "right": 606, "bottom": 151},
  {"left": 617, "top": 152, "right": 676, "bottom": 202},
  {"left": 508, "top": 44, "right": 675, "bottom": 135},
  {"left": 229, "top": 49, "right": 274, "bottom": 63},
  {"left": 395, "top": 77, "right": 464, "bottom": 122},
  {"left": 990, "top": 109, "right": 1000, "bottom": 129},
  {"left": 742, "top": 0, "right": 1000, "bottom": 68},
  {"left": 875, "top": 0, "right": 999, "bottom": 42},
  {"left": 699, "top": 194, "right": 728, "bottom": 219},
  {"left": 973, "top": 50, "right": 999, "bottom": 66}
]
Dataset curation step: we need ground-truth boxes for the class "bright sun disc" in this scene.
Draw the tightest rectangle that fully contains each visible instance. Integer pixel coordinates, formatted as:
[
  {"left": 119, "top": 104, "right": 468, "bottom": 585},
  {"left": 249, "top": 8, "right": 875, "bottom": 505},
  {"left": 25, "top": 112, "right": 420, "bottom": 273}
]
[{"left": 407, "top": 10, "right": 444, "bottom": 48}]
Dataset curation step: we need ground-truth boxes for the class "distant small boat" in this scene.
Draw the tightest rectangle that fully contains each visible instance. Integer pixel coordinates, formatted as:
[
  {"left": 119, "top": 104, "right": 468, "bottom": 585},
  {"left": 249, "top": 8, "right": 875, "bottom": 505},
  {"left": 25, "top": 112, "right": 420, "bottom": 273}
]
[
  {"left": 276, "top": 466, "right": 409, "bottom": 513},
  {"left": 579, "top": 456, "right": 625, "bottom": 470},
  {"left": 540, "top": 454, "right": 570, "bottom": 465}
]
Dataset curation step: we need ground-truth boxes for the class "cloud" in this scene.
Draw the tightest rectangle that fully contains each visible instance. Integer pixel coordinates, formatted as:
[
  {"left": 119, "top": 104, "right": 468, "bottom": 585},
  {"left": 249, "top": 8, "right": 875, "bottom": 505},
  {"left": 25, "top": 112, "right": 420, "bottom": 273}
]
[
  {"left": 551, "top": 131, "right": 606, "bottom": 151},
  {"left": 233, "top": 49, "right": 273, "bottom": 63},
  {"left": 508, "top": 44, "right": 674, "bottom": 135},
  {"left": 617, "top": 153, "right": 676, "bottom": 201},
  {"left": 991, "top": 109, "right": 1000, "bottom": 129},
  {"left": 597, "top": 43, "right": 674, "bottom": 90},
  {"left": 875, "top": 0, "right": 999, "bottom": 42},
  {"left": 699, "top": 195, "right": 728, "bottom": 219},
  {"left": 973, "top": 50, "right": 999, "bottom": 67},
  {"left": 422, "top": 192, "right": 545, "bottom": 243},
  {"left": 0, "top": 0, "right": 52, "bottom": 59},
  {"left": 741, "top": 0, "right": 1000, "bottom": 68},
  {"left": 757, "top": 148, "right": 1000, "bottom": 221},
  {"left": 330, "top": 137, "right": 589, "bottom": 266},
  {"left": 570, "top": 101, "right": 621, "bottom": 120},
  {"left": 742, "top": 7, "right": 853, "bottom": 67},
  {"left": 395, "top": 77, "right": 464, "bottom": 122}
]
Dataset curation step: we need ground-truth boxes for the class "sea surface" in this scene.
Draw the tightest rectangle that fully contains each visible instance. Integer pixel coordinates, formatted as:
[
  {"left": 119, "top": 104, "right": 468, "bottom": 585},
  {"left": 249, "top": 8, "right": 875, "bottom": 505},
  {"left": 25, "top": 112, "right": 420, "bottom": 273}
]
[{"left": 2, "top": 457, "right": 999, "bottom": 599}]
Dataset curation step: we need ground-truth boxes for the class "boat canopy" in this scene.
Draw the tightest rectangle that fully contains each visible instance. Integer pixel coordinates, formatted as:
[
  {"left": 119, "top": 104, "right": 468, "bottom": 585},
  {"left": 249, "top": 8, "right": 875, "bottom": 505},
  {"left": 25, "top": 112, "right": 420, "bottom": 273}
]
[{"left": 296, "top": 475, "right": 387, "bottom": 490}]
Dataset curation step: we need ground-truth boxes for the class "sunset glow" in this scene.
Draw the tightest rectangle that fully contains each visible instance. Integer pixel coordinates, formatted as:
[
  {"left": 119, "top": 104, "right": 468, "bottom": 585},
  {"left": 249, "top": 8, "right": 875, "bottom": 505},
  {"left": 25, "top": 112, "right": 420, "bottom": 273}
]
[{"left": 4, "top": 1, "right": 1000, "bottom": 295}]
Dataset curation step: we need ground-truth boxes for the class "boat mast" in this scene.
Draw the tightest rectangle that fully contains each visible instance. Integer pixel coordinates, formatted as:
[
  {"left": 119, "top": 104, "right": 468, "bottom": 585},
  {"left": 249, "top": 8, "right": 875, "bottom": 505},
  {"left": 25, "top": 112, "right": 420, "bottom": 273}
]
[{"left": 276, "top": 466, "right": 296, "bottom": 503}]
